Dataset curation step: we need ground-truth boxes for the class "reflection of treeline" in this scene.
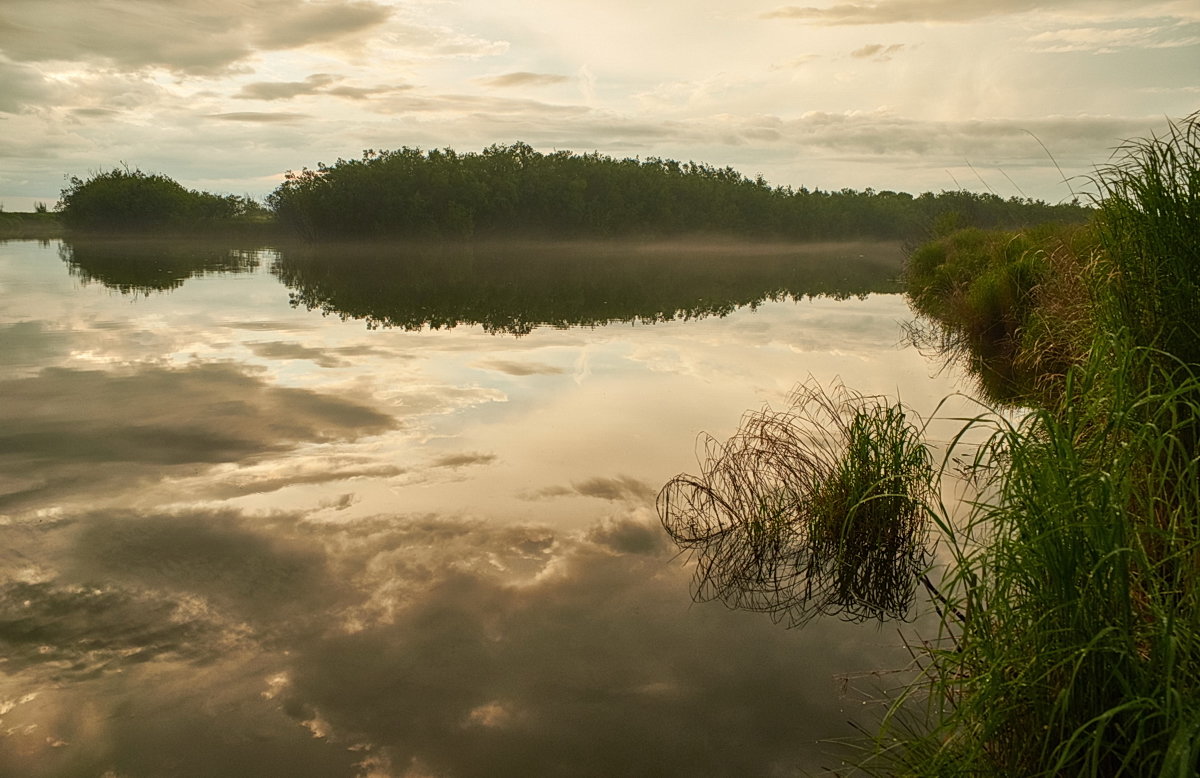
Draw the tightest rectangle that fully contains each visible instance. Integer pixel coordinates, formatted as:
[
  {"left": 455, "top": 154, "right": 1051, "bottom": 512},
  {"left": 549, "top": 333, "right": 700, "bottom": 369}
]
[
  {"left": 58, "top": 168, "right": 272, "bottom": 235},
  {"left": 272, "top": 240, "right": 904, "bottom": 335},
  {"left": 60, "top": 238, "right": 264, "bottom": 294},
  {"left": 267, "top": 144, "right": 1089, "bottom": 241}
]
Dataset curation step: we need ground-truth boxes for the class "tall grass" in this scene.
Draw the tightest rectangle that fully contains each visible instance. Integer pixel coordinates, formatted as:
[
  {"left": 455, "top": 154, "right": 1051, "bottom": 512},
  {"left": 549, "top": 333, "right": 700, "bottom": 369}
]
[
  {"left": 863, "top": 112, "right": 1200, "bottom": 776},
  {"left": 867, "top": 344, "right": 1200, "bottom": 775},
  {"left": 1091, "top": 114, "right": 1200, "bottom": 371},
  {"left": 658, "top": 113, "right": 1200, "bottom": 775}
]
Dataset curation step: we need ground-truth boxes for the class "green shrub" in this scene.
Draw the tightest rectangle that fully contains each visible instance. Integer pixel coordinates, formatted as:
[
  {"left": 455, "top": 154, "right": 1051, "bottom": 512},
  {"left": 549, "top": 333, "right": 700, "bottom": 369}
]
[{"left": 58, "top": 167, "right": 267, "bottom": 234}]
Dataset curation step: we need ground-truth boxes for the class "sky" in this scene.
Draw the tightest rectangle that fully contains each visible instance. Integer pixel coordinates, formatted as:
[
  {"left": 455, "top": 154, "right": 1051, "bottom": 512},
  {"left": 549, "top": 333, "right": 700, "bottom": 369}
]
[{"left": 0, "top": 0, "right": 1196, "bottom": 210}]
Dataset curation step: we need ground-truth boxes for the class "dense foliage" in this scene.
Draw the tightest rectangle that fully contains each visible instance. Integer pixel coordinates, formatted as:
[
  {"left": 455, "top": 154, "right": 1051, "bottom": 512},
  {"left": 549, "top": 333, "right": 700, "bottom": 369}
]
[
  {"left": 266, "top": 143, "right": 1089, "bottom": 241},
  {"left": 58, "top": 168, "right": 268, "bottom": 234}
]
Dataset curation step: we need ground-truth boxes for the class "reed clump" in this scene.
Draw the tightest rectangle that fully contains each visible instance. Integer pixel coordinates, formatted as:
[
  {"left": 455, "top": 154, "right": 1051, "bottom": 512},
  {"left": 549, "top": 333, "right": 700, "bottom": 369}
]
[{"left": 658, "top": 380, "right": 934, "bottom": 628}]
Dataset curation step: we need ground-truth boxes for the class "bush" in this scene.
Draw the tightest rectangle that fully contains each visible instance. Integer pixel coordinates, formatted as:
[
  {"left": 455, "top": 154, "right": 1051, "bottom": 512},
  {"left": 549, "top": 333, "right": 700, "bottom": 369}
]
[{"left": 58, "top": 167, "right": 264, "bottom": 234}]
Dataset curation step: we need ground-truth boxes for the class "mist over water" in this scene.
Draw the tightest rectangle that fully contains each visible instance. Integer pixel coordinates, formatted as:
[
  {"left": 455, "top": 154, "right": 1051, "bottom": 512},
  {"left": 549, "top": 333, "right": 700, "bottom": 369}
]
[{"left": 0, "top": 238, "right": 970, "bottom": 776}]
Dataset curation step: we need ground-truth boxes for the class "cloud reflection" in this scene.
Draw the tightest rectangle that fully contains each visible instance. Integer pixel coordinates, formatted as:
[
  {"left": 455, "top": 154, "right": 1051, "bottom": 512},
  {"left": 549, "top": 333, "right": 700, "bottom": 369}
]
[
  {"left": 0, "top": 362, "right": 396, "bottom": 512},
  {"left": 0, "top": 503, "right": 911, "bottom": 776}
]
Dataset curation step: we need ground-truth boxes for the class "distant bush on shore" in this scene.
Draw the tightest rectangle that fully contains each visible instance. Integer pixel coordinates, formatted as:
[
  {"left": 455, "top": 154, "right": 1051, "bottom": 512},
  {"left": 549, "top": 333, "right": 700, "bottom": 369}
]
[{"left": 58, "top": 167, "right": 270, "bottom": 235}]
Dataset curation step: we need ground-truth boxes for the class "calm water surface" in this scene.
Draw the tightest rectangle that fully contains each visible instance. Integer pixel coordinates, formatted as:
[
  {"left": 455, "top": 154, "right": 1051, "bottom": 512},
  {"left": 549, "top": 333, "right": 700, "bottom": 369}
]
[{"left": 0, "top": 238, "right": 970, "bottom": 776}]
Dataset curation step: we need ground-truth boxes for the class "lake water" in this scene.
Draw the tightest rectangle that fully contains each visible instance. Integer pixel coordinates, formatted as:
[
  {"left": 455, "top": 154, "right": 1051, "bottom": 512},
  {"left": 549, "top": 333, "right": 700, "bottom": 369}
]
[{"left": 0, "top": 238, "right": 971, "bottom": 776}]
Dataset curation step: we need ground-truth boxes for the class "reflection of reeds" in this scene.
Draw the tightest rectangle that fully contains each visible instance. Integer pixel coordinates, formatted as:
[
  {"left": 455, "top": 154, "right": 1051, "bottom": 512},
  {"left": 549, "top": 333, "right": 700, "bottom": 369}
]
[{"left": 657, "top": 380, "right": 934, "bottom": 627}]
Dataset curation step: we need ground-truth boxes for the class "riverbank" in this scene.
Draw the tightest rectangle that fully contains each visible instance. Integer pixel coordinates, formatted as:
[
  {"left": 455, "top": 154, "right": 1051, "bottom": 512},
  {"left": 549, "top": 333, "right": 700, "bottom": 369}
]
[
  {"left": 0, "top": 211, "right": 62, "bottom": 240},
  {"left": 872, "top": 113, "right": 1199, "bottom": 775}
]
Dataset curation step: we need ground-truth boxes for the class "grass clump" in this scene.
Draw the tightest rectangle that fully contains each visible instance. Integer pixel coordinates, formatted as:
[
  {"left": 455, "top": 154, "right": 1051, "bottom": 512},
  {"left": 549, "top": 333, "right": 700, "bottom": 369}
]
[
  {"left": 903, "top": 222, "right": 1096, "bottom": 406},
  {"left": 658, "top": 380, "right": 935, "bottom": 628}
]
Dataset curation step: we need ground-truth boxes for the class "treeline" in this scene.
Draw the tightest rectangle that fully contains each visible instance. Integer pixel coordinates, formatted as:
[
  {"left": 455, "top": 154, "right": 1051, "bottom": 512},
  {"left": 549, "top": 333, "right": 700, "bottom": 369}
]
[
  {"left": 58, "top": 145, "right": 1089, "bottom": 240},
  {"left": 58, "top": 167, "right": 271, "bottom": 235},
  {"left": 267, "top": 143, "right": 1089, "bottom": 240}
]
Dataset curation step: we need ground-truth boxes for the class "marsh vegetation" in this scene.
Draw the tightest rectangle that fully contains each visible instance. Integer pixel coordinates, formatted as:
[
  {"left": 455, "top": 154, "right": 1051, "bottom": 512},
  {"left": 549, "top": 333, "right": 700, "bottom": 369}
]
[{"left": 658, "top": 113, "right": 1200, "bottom": 775}]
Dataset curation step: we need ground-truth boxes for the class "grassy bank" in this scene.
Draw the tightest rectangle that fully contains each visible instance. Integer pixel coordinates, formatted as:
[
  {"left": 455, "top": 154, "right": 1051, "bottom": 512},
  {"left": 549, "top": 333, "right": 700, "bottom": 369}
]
[
  {"left": 0, "top": 211, "right": 62, "bottom": 240},
  {"left": 657, "top": 113, "right": 1198, "bottom": 776},
  {"left": 871, "top": 113, "right": 1200, "bottom": 775}
]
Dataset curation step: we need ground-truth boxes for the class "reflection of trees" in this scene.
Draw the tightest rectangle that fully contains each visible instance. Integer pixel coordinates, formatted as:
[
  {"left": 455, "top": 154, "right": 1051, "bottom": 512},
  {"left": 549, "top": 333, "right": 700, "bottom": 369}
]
[
  {"left": 658, "top": 381, "right": 935, "bottom": 627},
  {"left": 271, "top": 240, "right": 904, "bottom": 335},
  {"left": 60, "top": 239, "right": 265, "bottom": 295}
]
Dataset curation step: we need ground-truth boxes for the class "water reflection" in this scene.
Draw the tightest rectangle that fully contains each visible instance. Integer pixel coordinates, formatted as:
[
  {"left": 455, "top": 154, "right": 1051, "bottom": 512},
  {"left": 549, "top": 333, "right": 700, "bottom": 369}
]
[
  {"left": 272, "top": 239, "right": 904, "bottom": 334},
  {"left": 60, "top": 238, "right": 264, "bottom": 294},
  {"left": 0, "top": 238, "right": 959, "bottom": 777}
]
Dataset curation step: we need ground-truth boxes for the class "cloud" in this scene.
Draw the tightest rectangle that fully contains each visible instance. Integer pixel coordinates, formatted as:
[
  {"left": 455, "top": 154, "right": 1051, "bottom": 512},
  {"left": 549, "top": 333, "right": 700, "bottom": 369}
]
[
  {"left": 850, "top": 42, "right": 908, "bottom": 60},
  {"left": 208, "top": 111, "right": 310, "bottom": 122},
  {"left": 761, "top": 0, "right": 1075, "bottom": 25},
  {"left": 277, "top": 515, "right": 912, "bottom": 776},
  {"left": 234, "top": 73, "right": 411, "bottom": 101},
  {"left": 0, "top": 578, "right": 231, "bottom": 678},
  {"left": 0, "top": 0, "right": 393, "bottom": 75},
  {"left": 430, "top": 452, "right": 499, "bottom": 469},
  {"left": 695, "top": 110, "right": 1150, "bottom": 165},
  {"left": 68, "top": 107, "right": 122, "bottom": 118},
  {"left": 0, "top": 495, "right": 927, "bottom": 776},
  {"left": 1027, "top": 21, "right": 1200, "bottom": 53},
  {"left": 247, "top": 340, "right": 354, "bottom": 367},
  {"left": 0, "top": 321, "right": 71, "bottom": 372},
  {"left": 477, "top": 72, "right": 570, "bottom": 88},
  {"left": 234, "top": 73, "right": 340, "bottom": 100},
  {"left": 0, "top": 58, "right": 52, "bottom": 113},
  {"left": 769, "top": 54, "right": 821, "bottom": 70},
  {"left": 522, "top": 474, "right": 658, "bottom": 504},
  {"left": 67, "top": 509, "right": 340, "bottom": 628},
  {"left": 256, "top": 0, "right": 391, "bottom": 50}
]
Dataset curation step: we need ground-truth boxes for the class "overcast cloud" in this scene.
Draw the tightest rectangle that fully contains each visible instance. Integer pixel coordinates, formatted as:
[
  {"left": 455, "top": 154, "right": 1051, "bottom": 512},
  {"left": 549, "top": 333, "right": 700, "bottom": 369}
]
[{"left": 0, "top": 1, "right": 1195, "bottom": 208}]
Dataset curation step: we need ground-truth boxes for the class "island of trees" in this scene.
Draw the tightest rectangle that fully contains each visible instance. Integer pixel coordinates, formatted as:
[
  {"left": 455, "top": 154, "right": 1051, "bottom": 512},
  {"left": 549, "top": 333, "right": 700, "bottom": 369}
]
[{"left": 40, "top": 143, "right": 1089, "bottom": 242}]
